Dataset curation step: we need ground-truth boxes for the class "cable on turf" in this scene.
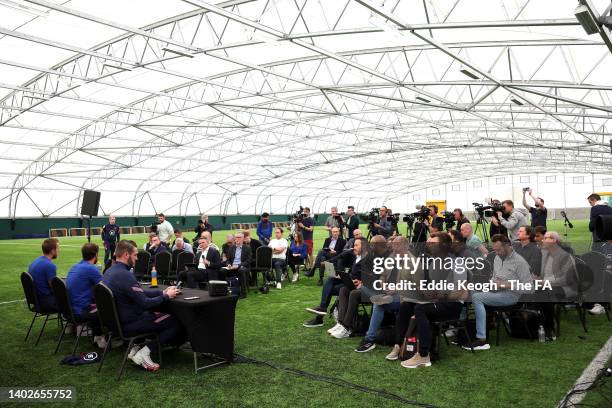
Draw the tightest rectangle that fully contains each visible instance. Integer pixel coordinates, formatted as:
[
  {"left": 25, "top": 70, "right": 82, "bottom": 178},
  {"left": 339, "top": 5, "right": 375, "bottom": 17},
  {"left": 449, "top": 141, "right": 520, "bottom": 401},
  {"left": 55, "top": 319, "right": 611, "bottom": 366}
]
[
  {"left": 233, "top": 353, "right": 438, "bottom": 408},
  {"left": 558, "top": 366, "right": 611, "bottom": 408}
]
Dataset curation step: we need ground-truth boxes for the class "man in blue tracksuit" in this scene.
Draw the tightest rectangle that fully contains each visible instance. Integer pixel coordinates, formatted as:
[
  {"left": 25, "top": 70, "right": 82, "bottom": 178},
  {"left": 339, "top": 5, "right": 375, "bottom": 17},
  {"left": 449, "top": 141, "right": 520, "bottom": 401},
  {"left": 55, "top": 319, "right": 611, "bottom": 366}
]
[
  {"left": 28, "top": 238, "right": 60, "bottom": 312},
  {"left": 101, "top": 215, "right": 121, "bottom": 264},
  {"left": 256, "top": 212, "right": 273, "bottom": 245},
  {"left": 102, "top": 240, "right": 183, "bottom": 372}
]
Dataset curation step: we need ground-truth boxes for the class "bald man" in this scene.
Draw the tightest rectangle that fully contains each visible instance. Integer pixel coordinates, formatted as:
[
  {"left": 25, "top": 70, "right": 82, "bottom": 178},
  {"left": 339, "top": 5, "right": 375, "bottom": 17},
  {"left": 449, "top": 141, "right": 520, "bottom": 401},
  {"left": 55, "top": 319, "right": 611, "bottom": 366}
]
[{"left": 460, "top": 223, "right": 488, "bottom": 256}]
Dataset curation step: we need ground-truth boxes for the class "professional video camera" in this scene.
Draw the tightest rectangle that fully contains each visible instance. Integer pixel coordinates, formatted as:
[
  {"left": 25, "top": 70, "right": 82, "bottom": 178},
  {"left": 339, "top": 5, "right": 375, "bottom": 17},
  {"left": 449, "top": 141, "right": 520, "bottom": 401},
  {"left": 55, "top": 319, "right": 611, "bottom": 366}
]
[
  {"left": 292, "top": 206, "right": 305, "bottom": 223},
  {"left": 360, "top": 208, "right": 380, "bottom": 231},
  {"left": 440, "top": 210, "right": 455, "bottom": 230},
  {"left": 472, "top": 201, "right": 504, "bottom": 218},
  {"left": 389, "top": 213, "right": 401, "bottom": 226},
  {"left": 403, "top": 205, "right": 430, "bottom": 225}
]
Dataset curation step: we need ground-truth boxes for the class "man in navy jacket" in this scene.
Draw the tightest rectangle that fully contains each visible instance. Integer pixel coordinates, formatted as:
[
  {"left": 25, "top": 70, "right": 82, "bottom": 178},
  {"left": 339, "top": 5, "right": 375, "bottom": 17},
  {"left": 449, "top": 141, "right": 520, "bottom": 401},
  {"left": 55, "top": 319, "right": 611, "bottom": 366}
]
[
  {"left": 588, "top": 193, "right": 612, "bottom": 250},
  {"left": 102, "top": 240, "right": 183, "bottom": 372}
]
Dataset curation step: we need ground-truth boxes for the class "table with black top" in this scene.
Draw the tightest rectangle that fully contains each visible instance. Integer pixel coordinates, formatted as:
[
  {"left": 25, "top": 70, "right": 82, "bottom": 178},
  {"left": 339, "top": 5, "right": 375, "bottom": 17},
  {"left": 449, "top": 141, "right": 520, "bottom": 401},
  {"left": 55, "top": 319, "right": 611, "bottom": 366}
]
[{"left": 155, "top": 285, "right": 238, "bottom": 374}]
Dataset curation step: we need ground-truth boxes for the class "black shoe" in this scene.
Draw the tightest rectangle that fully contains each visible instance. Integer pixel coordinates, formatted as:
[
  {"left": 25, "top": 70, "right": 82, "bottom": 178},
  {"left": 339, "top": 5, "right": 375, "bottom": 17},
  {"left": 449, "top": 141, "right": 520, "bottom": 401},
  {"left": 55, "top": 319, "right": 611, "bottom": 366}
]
[
  {"left": 304, "top": 268, "right": 315, "bottom": 278},
  {"left": 317, "top": 279, "right": 323, "bottom": 286},
  {"left": 305, "top": 306, "right": 327, "bottom": 316},
  {"left": 462, "top": 339, "right": 490, "bottom": 351},
  {"left": 354, "top": 340, "right": 376, "bottom": 353},
  {"left": 303, "top": 316, "right": 324, "bottom": 328}
]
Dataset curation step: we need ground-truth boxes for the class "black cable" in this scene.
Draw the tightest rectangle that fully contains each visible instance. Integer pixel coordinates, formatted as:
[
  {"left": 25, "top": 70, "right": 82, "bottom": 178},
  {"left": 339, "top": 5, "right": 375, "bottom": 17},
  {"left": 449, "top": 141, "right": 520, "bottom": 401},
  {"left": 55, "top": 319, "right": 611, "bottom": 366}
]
[
  {"left": 232, "top": 353, "right": 438, "bottom": 408},
  {"left": 558, "top": 366, "right": 611, "bottom": 408}
]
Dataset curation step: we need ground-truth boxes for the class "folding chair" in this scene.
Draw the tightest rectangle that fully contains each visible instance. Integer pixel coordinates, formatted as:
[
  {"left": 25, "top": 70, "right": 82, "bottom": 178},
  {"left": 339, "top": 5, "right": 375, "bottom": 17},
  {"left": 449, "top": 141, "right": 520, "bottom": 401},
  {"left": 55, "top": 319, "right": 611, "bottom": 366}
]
[
  {"left": 94, "top": 283, "right": 161, "bottom": 380},
  {"left": 176, "top": 251, "right": 195, "bottom": 277},
  {"left": 154, "top": 251, "right": 173, "bottom": 283},
  {"left": 134, "top": 251, "right": 151, "bottom": 279},
  {"left": 20, "top": 272, "right": 60, "bottom": 346},
  {"left": 50, "top": 277, "right": 86, "bottom": 355},
  {"left": 251, "top": 246, "right": 272, "bottom": 287}
]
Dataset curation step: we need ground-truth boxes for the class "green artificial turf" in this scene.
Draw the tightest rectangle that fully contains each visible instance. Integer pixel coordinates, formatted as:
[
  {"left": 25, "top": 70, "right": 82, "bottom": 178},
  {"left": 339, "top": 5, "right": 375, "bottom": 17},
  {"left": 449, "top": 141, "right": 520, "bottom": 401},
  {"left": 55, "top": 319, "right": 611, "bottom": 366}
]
[{"left": 0, "top": 220, "right": 609, "bottom": 408}]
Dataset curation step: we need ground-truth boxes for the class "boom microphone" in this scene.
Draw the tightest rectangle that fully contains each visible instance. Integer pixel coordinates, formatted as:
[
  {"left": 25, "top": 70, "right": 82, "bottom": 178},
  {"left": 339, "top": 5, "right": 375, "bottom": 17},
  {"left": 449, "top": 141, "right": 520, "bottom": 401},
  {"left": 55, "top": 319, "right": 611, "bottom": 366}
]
[{"left": 560, "top": 210, "right": 573, "bottom": 228}]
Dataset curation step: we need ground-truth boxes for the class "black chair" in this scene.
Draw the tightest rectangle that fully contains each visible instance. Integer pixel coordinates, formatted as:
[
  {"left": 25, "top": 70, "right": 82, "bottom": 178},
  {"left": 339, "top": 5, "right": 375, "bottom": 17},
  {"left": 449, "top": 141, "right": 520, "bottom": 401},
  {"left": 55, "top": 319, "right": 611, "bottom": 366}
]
[
  {"left": 485, "top": 304, "right": 536, "bottom": 346},
  {"left": 176, "top": 251, "right": 194, "bottom": 276},
  {"left": 50, "top": 277, "right": 84, "bottom": 355},
  {"left": 134, "top": 251, "right": 150, "bottom": 279},
  {"left": 20, "top": 272, "right": 60, "bottom": 346},
  {"left": 171, "top": 249, "right": 182, "bottom": 275},
  {"left": 154, "top": 251, "right": 173, "bottom": 283},
  {"left": 433, "top": 309, "right": 475, "bottom": 354},
  {"left": 251, "top": 246, "right": 272, "bottom": 287},
  {"left": 94, "top": 283, "right": 161, "bottom": 380},
  {"left": 580, "top": 251, "right": 611, "bottom": 322}
]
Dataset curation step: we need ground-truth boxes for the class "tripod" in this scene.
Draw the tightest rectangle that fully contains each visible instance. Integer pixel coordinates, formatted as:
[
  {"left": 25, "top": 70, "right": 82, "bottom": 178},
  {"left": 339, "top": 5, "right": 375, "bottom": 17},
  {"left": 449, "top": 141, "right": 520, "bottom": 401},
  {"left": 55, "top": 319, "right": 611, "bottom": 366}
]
[
  {"left": 474, "top": 213, "right": 490, "bottom": 244},
  {"left": 560, "top": 210, "right": 574, "bottom": 242}
]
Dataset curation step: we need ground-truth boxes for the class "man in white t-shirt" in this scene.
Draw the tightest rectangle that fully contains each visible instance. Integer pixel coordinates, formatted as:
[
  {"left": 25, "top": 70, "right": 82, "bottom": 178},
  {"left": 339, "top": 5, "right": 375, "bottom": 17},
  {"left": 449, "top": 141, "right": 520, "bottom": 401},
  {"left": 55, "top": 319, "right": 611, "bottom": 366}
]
[
  {"left": 155, "top": 213, "right": 174, "bottom": 244},
  {"left": 268, "top": 227, "right": 288, "bottom": 289}
]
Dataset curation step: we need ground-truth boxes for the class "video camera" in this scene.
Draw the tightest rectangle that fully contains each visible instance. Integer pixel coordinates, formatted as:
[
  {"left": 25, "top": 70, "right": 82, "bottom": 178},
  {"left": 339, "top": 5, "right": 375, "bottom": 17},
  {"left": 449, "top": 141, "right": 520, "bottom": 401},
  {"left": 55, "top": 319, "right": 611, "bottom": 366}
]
[
  {"left": 292, "top": 206, "right": 305, "bottom": 223},
  {"left": 360, "top": 208, "right": 380, "bottom": 230},
  {"left": 440, "top": 210, "right": 455, "bottom": 230},
  {"left": 473, "top": 201, "right": 504, "bottom": 218},
  {"left": 402, "top": 206, "right": 430, "bottom": 225}
]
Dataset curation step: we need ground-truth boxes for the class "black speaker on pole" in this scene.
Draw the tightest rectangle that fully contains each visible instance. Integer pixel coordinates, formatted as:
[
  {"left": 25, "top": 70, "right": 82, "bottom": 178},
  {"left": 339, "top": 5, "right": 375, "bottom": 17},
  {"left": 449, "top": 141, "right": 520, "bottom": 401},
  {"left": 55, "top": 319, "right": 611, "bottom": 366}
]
[{"left": 81, "top": 190, "right": 101, "bottom": 217}]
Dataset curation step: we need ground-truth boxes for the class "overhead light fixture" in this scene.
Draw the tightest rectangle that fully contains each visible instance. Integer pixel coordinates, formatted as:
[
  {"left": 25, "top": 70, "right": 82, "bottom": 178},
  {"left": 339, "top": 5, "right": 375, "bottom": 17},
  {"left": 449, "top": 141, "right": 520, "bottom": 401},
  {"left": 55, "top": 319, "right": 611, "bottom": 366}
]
[
  {"left": 102, "top": 63, "right": 132, "bottom": 72},
  {"left": 460, "top": 68, "right": 479, "bottom": 80},
  {"left": 416, "top": 96, "right": 431, "bottom": 103},
  {"left": 0, "top": 0, "right": 48, "bottom": 17},
  {"left": 161, "top": 47, "right": 194, "bottom": 58},
  {"left": 510, "top": 97, "right": 524, "bottom": 106},
  {"left": 574, "top": 4, "right": 600, "bottom": 35}
]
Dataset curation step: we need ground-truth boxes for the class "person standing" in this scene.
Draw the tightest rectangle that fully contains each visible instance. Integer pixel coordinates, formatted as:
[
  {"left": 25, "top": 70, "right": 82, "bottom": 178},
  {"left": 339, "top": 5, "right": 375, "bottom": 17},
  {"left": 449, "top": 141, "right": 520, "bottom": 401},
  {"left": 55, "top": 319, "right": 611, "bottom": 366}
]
[
  {"left": 101, "top": 215, "right": 121, "bottom": 264},
  {"left": 256, "top": 213, "right": 273, "bottom": 245},
  {"left": 155, "top": 213, "right": 174, "bottom": 245},
  {"left": 588, "top": 193, "right": 612, "bottom": 251},
  {"left": 523, "top": 188, "right": 547, "bottom": 228},
  {"left": 345, "top": 206, "right": 360, "bottom": 240}
]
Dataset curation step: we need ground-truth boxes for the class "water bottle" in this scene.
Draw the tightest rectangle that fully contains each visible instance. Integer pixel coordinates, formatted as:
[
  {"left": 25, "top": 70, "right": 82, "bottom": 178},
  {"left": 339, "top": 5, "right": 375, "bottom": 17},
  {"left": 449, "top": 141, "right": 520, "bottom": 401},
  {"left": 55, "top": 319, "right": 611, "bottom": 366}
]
[
  {"left": 538, "top": 325, "right": 545, "bottom": 343},
  {"left": 151, "top": 266, "right": 158, "bottom": 288}
]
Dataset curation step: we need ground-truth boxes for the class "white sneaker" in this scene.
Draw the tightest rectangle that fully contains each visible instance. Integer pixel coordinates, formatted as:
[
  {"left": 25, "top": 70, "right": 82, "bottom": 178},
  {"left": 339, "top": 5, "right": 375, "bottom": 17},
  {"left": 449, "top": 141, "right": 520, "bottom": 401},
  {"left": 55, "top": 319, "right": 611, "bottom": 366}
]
[
  {"left": 331, "top": 326, "right": 351, "bottom": 339},
  {"left": 276, "top": 282, "right": 282, "bottom": 289},
  {"left": 292, "top": 273, "right": 299, "bottom": 283},
  {"left": 94, "top": 335, "right": 107, "bottom": 349},
  {"left": 128, "top": 345, "right": 141, "bottom": 361},
  {"left": 444, "top": 328, "right": 458, "bottom": 337},
  {"left": 327, "top": 323, "right": 342, "bottom": 334},
  {"left": 130, "top": 346, "right": 160, "bottom": 372},
  {"left": 64, "top": 323, "right": 74, "bottom": 335},
  {"left": 281, "top": 273, "right": 286, "bottom": 282},
  {"left": 588, "top": 303, "right": 605, "bottom": 315}
]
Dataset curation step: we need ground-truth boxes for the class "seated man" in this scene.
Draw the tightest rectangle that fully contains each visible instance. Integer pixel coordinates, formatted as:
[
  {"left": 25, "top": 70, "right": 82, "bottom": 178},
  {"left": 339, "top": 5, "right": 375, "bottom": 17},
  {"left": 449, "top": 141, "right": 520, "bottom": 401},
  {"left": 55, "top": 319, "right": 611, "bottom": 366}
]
[
  {"left": 512, "top": 226, "right": 541, "bottom": 276},
  {"left": 102, "top": 240, "right": 183, "bottom": 372},
  {"left": 307, "top": 227, "right": 346, "bottom": 285},
  {"left": 172, "top": 237, "right": 193, "bottom": 254},
  {"left": 222, "top": 232, "right": 251, "bottom": 298},
  {"left": 146, "top": 234, "right": 169, "bottom": 267},
  {"left": 460, "top": 222, "right": 488, "bottom": 257},
  {"left": 268, "top": 227, "right": 288, "bottom": 289},
  {"left": 221, "top": 234, "right": 235, "bottom": 261},
  {"left": 243, "top": 230, "right": 262, "bottom": 277},
  {"left": 537, "top": 231, "right": 578, "bottom": 339},
  {"left": 66, "top": 243, "right": 105, "bottom": 348},
  {"left": 331, "top": 229, "right": 363, "bottom": 272},
  {"left": 304, "top": 238, "right": 368, "bottom": 334},
  {"left": 178, "top": 235, "right": 221, "bottom": 288},
  {"left": 28, "top": 238, "right": 60, "bottom": 311},
  {"left": 464, "top": 234, "right": 533, "bottom": 351}
]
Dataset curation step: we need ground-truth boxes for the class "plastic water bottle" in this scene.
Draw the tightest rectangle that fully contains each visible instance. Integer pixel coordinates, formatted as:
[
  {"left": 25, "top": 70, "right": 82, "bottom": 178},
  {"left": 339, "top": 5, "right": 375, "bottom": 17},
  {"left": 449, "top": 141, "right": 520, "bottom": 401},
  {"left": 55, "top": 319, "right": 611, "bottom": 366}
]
[
  {"left": 538, "top": 325, "right": 545, "bottom": 343},
  {"left": 151, "top": 266, "right": 158, "bottom": 288}
]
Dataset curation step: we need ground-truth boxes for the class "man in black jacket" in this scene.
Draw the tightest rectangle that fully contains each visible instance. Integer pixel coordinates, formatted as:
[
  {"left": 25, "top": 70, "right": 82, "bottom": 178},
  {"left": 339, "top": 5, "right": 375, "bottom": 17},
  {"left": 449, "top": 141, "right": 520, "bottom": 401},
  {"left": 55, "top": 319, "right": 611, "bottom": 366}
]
[
  {"left": 345, "top": 206, "right": 360, "bottom": 239},
  {"left": 222, "top": 232, "right": 251, "bottom": 297},
  {"left": 588, "top": 193, "right": 612, "bottom": 250},
  {"left": 306, "top": 227, "right": 346, "bottom": 285},
  {"left": 178, "top": 235, "right": 222, "bottom": 288}
]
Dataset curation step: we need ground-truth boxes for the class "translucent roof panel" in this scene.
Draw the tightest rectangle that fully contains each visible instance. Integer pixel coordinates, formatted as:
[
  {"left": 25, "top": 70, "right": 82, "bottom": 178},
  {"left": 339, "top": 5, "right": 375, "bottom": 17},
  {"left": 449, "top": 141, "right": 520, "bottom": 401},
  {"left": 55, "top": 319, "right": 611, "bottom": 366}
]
[{"left": 0, "top": 0, "right": 611, "bottom": 217}]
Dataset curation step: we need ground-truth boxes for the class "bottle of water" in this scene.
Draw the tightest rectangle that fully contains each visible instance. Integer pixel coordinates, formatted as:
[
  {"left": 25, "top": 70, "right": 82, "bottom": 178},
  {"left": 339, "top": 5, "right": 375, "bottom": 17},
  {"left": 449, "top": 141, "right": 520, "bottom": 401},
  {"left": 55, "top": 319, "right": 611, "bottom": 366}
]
[
  {"left": 151, "top": 266, "right": 158, "bottom": 288},
  {"left": 538, "top": 325, "right": 545, "bottom": 343}
]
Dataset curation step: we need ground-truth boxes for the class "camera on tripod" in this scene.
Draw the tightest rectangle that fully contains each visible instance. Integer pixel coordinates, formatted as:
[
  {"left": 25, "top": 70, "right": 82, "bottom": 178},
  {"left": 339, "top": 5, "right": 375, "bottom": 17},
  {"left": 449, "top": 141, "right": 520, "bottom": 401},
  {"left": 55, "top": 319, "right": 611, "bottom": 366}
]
[
  {"left": 361, "top": 208, "right": 380, "bottom": 230},
  {"left": 473, "top": 201, "right": 503, "bottom": 218},
  {"left": 292, "top": 206, "right": 305, "bottom": 223},
  {"left": 440, "top": 210, "right": 455, "bottom": 230},
  {"left": 402, "top": 206, "right": 429, "bottom": 226},
  {"left": 522, "top": 187, "right": 530, "bottom": 193}
]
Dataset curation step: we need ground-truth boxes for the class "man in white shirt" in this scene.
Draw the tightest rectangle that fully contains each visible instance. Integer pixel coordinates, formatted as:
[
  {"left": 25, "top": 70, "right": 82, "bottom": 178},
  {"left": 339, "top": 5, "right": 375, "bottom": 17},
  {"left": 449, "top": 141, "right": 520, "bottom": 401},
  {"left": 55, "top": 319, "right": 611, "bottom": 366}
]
[
  {"left": 155, "top": 213, "right": 174, "bottom": 244},
  {"left": 268, "top": 227, "right": 288, "bottom": 289}
]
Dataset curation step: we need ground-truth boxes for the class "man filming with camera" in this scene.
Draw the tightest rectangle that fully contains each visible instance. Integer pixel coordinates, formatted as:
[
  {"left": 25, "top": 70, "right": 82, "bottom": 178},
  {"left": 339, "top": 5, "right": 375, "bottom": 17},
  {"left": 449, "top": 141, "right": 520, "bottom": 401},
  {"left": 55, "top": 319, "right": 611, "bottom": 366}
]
[
  {"left": 491, "top": 200, "right": 528, "bottom": 241},
  {"left": 423, "top": 204, "right": 445, "bottom": 234},
  {"left": 453, "top": 208, "right": 469, "bottom": 230},
  {"left": 372, "top": 206, "right": 393, "bottom": 239},
  {"left": 325, "top": 207, "right": 345, "bottom": 237},
  {"left": 296, "top": 207, "right": 315, "bottom": 266},
  {"left": 345, "top": 206, "right": 360, "bottom": 239},
  {"left": 522, "top": 188, "right": 547, "bottom": 228}
]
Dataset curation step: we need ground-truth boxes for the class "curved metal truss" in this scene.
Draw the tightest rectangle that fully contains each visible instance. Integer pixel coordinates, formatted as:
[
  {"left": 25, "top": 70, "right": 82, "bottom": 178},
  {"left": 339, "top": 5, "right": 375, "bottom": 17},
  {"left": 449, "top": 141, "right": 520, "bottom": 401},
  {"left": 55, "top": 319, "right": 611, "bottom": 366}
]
[{"left": 0, "top": 0, "right": 611, "bottom": 217}]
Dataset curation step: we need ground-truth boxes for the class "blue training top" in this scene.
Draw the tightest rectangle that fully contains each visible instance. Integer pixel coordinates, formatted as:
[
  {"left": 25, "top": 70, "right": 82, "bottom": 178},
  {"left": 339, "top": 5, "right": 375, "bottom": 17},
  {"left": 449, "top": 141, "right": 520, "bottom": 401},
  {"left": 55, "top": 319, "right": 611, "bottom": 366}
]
[
  {"left": 28, "top": 256, "right": 56, "bottom": 298},
  {"left": 66, "top": 260, "right": 102, "bottom": 315}
]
